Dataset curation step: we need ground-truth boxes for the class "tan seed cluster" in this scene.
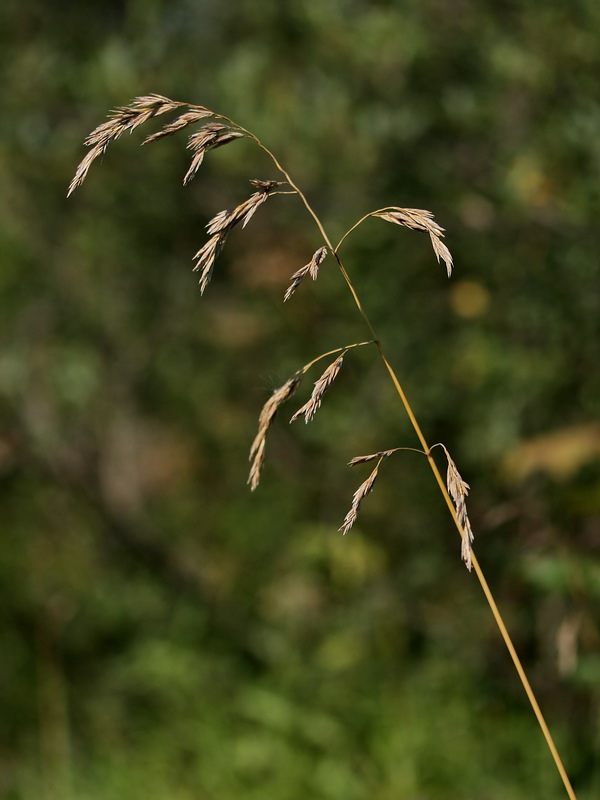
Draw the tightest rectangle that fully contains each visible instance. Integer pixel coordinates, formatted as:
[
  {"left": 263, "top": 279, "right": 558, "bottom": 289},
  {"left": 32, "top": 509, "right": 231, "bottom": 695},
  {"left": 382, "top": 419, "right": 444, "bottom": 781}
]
[
  {"left": 347, "top": 449, "right": 396, "bottom": 466},
  {"left": 436, "top": 445, "right": 475, "bottom": 569},
  {"left": 248, "top": 374, "right": 303, "bottom": 491},
  {"left": 290, "top": 352, "right": 345, "bottom": 424},
  {"left": 68, "top": 95, "right": 248, "bottom": 197},
  {"left": 68, "top": 94, "right": 181, "bottom": 196},
  {"left": 142, "top": 109, "right": 214, "bottom": 145},
  {"left": 284, "top": 246, "right": 328, "bottom": 301},
  {"left": 193, "top": 233, "right": 229, "bottom": 295},
  {"left": 373, "top": 207, "right": 454, "bottom": 276},
  {"left": 194, "top": 180, "right": 282, "bottom": 294},
  {"left": 183, "top": 123, "right": 245, "bottom": 185},
  {"left": 339, "top": 459, "right": 384, "bottom": 535}
]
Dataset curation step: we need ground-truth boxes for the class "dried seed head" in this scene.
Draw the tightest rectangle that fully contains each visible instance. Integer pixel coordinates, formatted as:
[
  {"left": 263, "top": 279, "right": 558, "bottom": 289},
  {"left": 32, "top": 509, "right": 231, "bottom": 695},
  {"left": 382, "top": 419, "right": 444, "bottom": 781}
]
[
  {"left": 248, "top": 374, "right": 303, "bottom": 491},
  {"left": 184, "top": 150, "right": 206, "bottom": 185},
  {"left": 429, "top": 234, "right": 453, "bottom": 275},
  {"left": 290, "top": 352, "right": 345, "bottom": 424},
  {"left": 142, "top": 109, "right": 214, "bottom": 145},
  {"left": 250, "top": 179, "right": 285, "bottom": 191},
  {"left": 68, "top": 146, "right": 105, "bottom": 197},
  {"left": 183, "top": 123, "right": 245, "bottom": 185},
  {"left": 373, "top": 207, "right": 454, "bottom": 276},
  {"left": 347, "top": 450, "right": 396, "bottom": 466},
  {"left": 68, "top": 95, "right": 181, "bottom": 196},
  {"left": 193, "top": 232, "right": 228, "bottom": 294},
  {"left": 339, "top": 461, "right": 382, "bottom": 535},
  {"left": 194, "top": 180, "right": 279, "bottom": 293},
  {"left": 247, "top": 437, "right": 267, "bottom": 494},
  {"left": 129, "top": 94, "right": 179, "bottom": 112},
  {"left": 284, "top": 246, "right": 328, "bottom": 301},
  {"left": 437, "top": 445, "right": 475, "bottom": 570},
  {"left": 308, "top": 246, "right": 328, "bottom": 279},
  {"left": 206, "top": 190, "right": 270, "bottom": 236},
  {"left": 187, "top": 122, "right": 231, "bottom": 150}
]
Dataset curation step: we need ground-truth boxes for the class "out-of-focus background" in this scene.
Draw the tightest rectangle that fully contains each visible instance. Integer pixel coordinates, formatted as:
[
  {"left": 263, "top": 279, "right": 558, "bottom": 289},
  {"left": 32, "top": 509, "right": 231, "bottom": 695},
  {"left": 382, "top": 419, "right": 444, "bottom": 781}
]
[{"left": 1, "top": 2, "right": 599, "bottom": 798}]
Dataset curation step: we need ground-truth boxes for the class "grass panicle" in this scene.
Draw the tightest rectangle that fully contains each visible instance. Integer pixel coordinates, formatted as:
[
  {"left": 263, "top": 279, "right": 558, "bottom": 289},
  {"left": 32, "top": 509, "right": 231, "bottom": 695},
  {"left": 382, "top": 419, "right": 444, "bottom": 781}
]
[{"left": 68, "top": 95, "right": 578, "bottom": 800}]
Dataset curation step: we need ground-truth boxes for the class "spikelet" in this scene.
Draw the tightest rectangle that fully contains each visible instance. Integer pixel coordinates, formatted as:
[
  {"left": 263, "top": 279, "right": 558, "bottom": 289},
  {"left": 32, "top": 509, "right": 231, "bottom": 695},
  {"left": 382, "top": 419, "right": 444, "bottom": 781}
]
[
  {"left": 347, "top": 449, "right": 396, "bottom": 466},
  {"left": 248, "top": 374, "right": 303, "bottom": 490},
  {"left": 373, "top": 207, "right": 453, "bottom": 276},
  {"left": 193, "top": 180, "right": 281, "bottom": 293},
  {"left": 290, "top": 352, "right": 345, "bottom": 423},
  {"left": 284, "top": 247, "right": 328, "bottom": 301},
  {"left": 206, "top": 190, "right": 271, "bottom": 235},
  {"left": 68, "top": 95, "right": 180, "bottom": 196},
  {"left": 183, "top": 123, "right": 245, "bottom": 185},
  {"left": 339, "top": 460, "right": 383, "bottom": 535},
  {"left": 142, "top": 109, "right": 214, "bottom": 144},
  {"left": 436, "top": 445, "right": 475, "bottom": 570},
  {"left": 193, "top": 233, "right": 228, "bottom": 295}
]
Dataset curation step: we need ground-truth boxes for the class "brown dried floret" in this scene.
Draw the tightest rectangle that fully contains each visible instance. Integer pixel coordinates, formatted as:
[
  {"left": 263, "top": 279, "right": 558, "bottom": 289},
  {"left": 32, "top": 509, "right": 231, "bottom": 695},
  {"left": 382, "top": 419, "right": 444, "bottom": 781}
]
[
  {"left": 284, "top": 246, "right": 328, "bottom": 301},
  {"left": 373, "top": 207, "right": 454, "bottom": 276},
  {"left": 248, "top": 374, "right": 303, "bottom": 490},
  {"left": 206, "top": 192, "right": 269, "bottom": 235},
  {"left": 193, "top": 232, "right": 228, "bottom": 295},
  {"left": 183, "top": 123, "right": 245, "bottom": 185},
  {"left": 68, "top": 95, "right": 180, "bottom": 196},
  {"left": 339, "top": 460, "right": 383, "bottom": 535},
  {"left": 347, "top": 450, "right": 396, "bottom": 466},
  {"left": 193, "top": 180, "right": 280, "bottom": 292},
  {"left": 290, "top": 352, "right": 345, "bottom": 424},
  {"left": 435, "top": 444, "right": 475, "bottom": 570},
  {"left": 249, "top": 179, "right": 285, "bottom": 191},
  {"left": 142, "top": 109, "right": 214, "bottom": 145},
  {"left": 206, "top": 181, "right": 284, "bottom": 235}
]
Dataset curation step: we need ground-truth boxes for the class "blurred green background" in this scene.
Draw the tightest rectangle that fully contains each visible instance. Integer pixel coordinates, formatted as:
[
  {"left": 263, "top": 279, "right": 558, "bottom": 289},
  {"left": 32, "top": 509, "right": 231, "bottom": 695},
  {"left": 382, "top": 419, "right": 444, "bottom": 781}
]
[{"left": 1, "top": 1, "right": 599, "bottom": 798}]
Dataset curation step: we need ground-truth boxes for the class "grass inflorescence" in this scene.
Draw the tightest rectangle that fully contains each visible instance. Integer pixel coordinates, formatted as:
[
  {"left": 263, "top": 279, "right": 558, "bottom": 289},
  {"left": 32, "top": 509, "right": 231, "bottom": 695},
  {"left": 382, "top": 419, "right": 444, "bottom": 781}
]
[{"left": 69, "top": 94, "right": 577, "bottom": 800}]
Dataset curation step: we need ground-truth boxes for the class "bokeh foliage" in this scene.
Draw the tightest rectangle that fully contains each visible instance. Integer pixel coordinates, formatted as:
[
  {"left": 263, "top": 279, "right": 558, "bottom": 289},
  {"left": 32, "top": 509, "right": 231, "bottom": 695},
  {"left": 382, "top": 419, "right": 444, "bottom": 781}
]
[{"left": 1, "top": 1, "right": 599, "bottom": 798}]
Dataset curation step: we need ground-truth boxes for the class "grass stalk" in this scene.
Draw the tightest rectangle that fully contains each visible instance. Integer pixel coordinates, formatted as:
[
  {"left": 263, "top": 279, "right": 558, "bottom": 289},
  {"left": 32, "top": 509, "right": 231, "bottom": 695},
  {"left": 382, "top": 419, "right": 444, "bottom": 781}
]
[{"left": 69, "top": 95, "right": 577, "bottom": 799}]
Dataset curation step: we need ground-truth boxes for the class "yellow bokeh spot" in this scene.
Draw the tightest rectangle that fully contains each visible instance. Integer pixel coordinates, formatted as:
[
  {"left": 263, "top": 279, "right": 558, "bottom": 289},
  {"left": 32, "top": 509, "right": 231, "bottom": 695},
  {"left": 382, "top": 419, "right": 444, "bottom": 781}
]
[{"left": 449, "top": 280, "right": 491, "bottom": 318}]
